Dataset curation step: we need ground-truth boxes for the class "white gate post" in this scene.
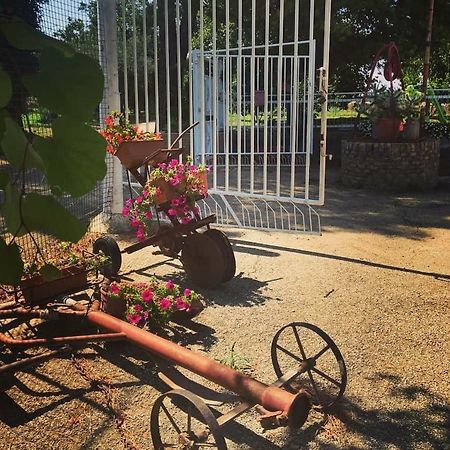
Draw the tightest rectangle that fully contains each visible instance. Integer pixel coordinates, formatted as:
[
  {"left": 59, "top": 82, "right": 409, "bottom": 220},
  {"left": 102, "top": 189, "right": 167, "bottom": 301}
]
[{"left": 98, "top": 0, "right": 124, "bottom": 225}]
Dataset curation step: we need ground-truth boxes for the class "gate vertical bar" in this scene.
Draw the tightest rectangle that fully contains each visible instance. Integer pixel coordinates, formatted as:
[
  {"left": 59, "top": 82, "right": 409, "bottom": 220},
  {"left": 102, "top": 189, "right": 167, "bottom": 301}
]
[
  {"left": 263, "top": 0, "right": 269, "bottom": 195},
  {"left": 188, "top": 0, "right": 193, "bottom": 158},
  {"left": 199, "top": 0, "right": 206, "bottom": 164},
  {"left": 131, "top": 0, "right": 139, "bottom": 123},
  {"left": 142, "top": 0, "right": 149, "bottom": 129},
  {"left": 225, "top": 0, "right": 230, "bottom": 190},
  {"left": 319, "top": 0, "right": 331, "bottom": 205},
  {"left": 121, "top": 0, "right": 129, "bottom": 120},
  {"left": 212, "top": 0, "right": 218, "bottom": 188},
  {"left": 164, "top": 0, "right": 171, "bottom": 145},
  {"left": 237, "top": 0, "right": 243, "bottom": 191},
  {"left": 250, "top": 0, "right": 256, "bottom": 194},
  {"left": 175, "top": 0, "right": 182, "bottom": 147},
  {"left": 276, "top": 0, "right": 285, "bottom": 197},
  {"left": 153, "top": 0, "right": 160, "bottom": 131}
]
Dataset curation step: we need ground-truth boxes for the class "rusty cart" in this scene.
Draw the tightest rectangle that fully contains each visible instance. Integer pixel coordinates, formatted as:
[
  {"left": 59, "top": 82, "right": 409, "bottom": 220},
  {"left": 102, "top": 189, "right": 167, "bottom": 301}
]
[
  {"left": 0, "top": 280, "right": 347, "bottom": 449},
  {"left": 93, "top": 122, "right": 236, "bottom": 289}
]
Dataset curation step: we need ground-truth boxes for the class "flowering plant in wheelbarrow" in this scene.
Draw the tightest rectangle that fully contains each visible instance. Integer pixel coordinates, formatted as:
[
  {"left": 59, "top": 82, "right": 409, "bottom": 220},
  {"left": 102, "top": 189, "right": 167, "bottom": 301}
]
[
  {"left": 99, "top": 111, "right": 163, "bottom": 155},
  {"left": 104, "top": 277, "right": 203, "bottom": 328},
  {"left": 122, "top": 158, "right": 209, "bottom": 241}
]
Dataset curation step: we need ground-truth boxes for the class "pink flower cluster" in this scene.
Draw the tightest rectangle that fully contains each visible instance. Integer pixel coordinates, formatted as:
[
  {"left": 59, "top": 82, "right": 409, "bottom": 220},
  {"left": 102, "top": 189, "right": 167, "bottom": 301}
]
[{"left": 107, "top": 278, "right": 199, "bottom": 329}]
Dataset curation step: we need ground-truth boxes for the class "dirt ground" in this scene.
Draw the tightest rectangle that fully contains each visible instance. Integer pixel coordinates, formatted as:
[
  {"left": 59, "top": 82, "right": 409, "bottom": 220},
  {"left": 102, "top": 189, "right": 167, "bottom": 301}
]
[{"left": 1, "top": 168, "right": 449, "bottom": 450}]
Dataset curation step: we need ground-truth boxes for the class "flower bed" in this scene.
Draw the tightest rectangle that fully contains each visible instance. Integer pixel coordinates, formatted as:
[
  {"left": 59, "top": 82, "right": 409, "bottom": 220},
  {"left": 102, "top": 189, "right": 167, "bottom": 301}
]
[{"left": 104, "top": 277, "right": 203, "bottom": 329}]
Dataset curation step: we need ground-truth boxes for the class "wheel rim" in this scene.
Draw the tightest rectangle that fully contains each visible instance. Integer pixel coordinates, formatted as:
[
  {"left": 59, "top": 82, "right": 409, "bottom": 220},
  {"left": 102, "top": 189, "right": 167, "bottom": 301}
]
[
  {"left": 271, "top": 322, "right": 347, "bottom": 409},
  {"left": 203, "top": 230, "right": 236, "bottom": 282},
  {"left": 157, "top": 225, "right": 182, "bottom": 257},
  {"left": 150, "top": 389, "right": 227, "bottom": 450},
  {"left": 93, "top": 236, "right": 122, "bottom": 278},
  {"left": 181, "top": 234, "right": 225, "bottom": 288}
]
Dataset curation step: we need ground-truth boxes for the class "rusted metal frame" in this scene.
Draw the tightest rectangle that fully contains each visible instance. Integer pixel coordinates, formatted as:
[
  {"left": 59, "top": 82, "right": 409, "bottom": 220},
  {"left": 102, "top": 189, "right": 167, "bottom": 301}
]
[
  {"left": 0, "top": 346, "right": 72, "bottom": 375},
  {"left": 0, "top": 331, "right": 126, "bottom": 349},
  {"left": 87, "top": 311, "right": 311, "bottom": 428},
  {"left": 124, "top": 214, "right": 216, "bottom": 254},
  {"left": 0, "top": 300, "right": 18, "bottom": 311}
]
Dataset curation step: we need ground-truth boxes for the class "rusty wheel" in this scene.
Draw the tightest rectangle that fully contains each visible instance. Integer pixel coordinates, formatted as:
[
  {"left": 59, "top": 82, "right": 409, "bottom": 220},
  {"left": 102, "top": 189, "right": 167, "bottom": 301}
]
[
  {"left": 271, "top": 322, "right": 347, "bottom": 409},
  {"left": 93, "top": 236, "right": 122, "bottom": 278},
  {"left": 150, "top": 389, "right": 227, "bottom": 450},
  {"left": 181, "top": 233, "right": 225, "bottom": 288},
  {"left": 157, "top": 224, "right": 182, "bottom": 257},
  {"left": 204, "top": 230, "right": 236, "bottom": 282}
]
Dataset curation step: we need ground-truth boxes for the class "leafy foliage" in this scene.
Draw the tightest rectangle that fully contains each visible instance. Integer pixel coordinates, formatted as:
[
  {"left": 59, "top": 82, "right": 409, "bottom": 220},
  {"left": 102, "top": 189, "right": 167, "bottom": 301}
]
[{"left": 0, "top": 16, "right": 106, "bottom": 285}]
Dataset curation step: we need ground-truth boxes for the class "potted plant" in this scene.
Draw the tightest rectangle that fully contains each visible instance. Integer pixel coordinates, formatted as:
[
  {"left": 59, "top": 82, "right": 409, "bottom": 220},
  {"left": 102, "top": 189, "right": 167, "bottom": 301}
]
[
  {"left": 102, "top": 277, "right": 203, "bottom": 326},
  {"left": 122, "top": 158, "right": 209, "bottom": 241},
  {"left": 358, "top": 85, "right": 406, "bottom": 140},
  {"left": 20, "top": 242, "right": 109, "bottom": 304},
  {"left": 99, "top": 111, "right": 165, "bottom": 169},
  {"left": 403, "top": 85, "right": 425, "bottom": 140}
]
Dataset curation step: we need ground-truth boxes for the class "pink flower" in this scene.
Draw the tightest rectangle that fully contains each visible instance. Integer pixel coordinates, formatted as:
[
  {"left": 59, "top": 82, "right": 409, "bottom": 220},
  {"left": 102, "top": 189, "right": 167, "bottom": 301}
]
[
  {"left": 143, "top": 189, "right": 149, "bottom": 198},
  {"left": 168, "top": 159, "right": 179, "bottom": 168},
  {"left": 127, "top": 314, "right": 142, "bottom": 326},
  {"left": 143, "top": 311, "right": 149, "bottom": 320},
  {"left": 171, "top": 198, "right": 181, "bottom": 207},
  {"left": 167, "top": 208, "right": 178, "bottom": 217},
  {"left": 175, "top": 297, "right": 188, "bottom": 311},
  {"left": 134, "top": 304, "right": 142, "bottom": 313},
  {"left": 183, "top": 288, "right": 191, "bottom": 297},
  {"left": 180, "top": 216, "right": 192, "bottom": 225},
  {"left": 125, "top": 198, "right": 133, "bottom": 207},
  {"left": 109, "top": 283, "right": 119, "bottom": 295},
  {"left": 165, "top": 280, "right": 174, "bottom": 290},
  {"left": 136, "top": 229, "right": 145, "bottom": 242},
  {"left": 169, "top": 176, "right": 181, "bottom": 186},
  {"left": 144, "top": 211, "right": 152, "bottom": 220},
  {"left": 159, "top": 297, "right": 172, "bottom": 311},
  {"left": 122, "top": 207, "right": 130, "bottom": 217},
  {"left": 135, "top": 196, "right": 143, "bottom": 204},
  {"left": 130, "top": 218, "right": 140, "bottom": 228},
  {"left": 141, "top": 289, "right": 154, "bottom": 302}
]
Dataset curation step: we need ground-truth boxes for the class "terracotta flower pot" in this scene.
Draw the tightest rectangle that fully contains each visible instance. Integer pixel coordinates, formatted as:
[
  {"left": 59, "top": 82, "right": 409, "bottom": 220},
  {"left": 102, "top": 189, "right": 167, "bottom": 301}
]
[
  {"left": 375, "top": 118, "right": 402, "bottom": 141},
  {"left": 20, "top": 266, "right": 88, "bottom": 305},
  {"left": 115, "top": 140, "right": 166, "bottom": 170}
]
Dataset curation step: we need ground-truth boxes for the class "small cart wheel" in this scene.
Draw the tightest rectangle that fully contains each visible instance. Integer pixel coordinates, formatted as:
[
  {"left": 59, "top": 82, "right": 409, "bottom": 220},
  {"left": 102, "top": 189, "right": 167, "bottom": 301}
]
[
  {"left": 181, "top": 233, "right": 225, "bottom": 288},
  {"left": 150, "top": 389, "right": 227, "bottom": 450},
  {"left": 157, "top": 224, "right": 182, "bottom": 257},
  {"left": 204, "top": 229, "right": 236, "bottom": 282},
  {"left": 93, "top": 236, "right": 122, "bottom": 278},
  {"left": 271, "top": 322, "right": 347, "bottom": 409}
]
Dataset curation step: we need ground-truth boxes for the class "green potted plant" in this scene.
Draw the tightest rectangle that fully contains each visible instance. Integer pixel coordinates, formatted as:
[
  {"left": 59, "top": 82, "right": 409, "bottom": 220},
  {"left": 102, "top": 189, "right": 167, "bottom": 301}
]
[
  {"left": 100, "top": 111, "right": 165, "bottom": 169},
  {"left": 357, "top": 86, "right": 405, "bottom": 140},
  {"left": 403, "top": 85, "right": 424, "bottom": 140}
]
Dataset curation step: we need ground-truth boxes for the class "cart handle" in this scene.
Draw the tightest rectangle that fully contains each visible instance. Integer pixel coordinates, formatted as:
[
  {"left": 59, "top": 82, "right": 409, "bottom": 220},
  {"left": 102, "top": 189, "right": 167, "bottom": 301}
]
[{"left": 169, "top": 121, "right": 200, "bottom": 150}]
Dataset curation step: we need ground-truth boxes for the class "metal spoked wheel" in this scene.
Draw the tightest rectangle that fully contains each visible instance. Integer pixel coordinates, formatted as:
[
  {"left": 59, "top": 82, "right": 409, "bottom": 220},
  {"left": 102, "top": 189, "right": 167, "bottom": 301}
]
[
  {"left": 203, "top": 229, "right": 236, "bottom": 282},
  {"left": 150, "top": 389, "right": 227, "bottom": 450},
  {"left": 93, "top": 236, "right": 122, "bottom": 278},
  {"left": 271, "top": 322, "right": 347, "bottom": 409},
  {"left": 181, "top": 233, "right": 226, "bottom": 288}
]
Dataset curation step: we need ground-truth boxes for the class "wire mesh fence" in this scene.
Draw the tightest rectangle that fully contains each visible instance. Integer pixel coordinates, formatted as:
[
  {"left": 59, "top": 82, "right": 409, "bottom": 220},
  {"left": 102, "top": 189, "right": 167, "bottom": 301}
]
[{"left": 0, "top": 0, "right": 112, "bottom": 262}]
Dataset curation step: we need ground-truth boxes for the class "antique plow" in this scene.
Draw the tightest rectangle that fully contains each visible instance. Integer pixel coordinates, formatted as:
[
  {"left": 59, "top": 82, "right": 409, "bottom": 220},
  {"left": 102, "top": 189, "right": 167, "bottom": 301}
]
[{"left": 0, "top": 288, "right": 347, "bottom": 449}]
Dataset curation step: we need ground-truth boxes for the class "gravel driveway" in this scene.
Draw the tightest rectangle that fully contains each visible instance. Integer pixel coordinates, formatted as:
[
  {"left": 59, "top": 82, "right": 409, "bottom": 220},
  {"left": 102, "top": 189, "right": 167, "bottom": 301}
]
[{"left": 1, "top": 171, "right": 449, "bottom": 450}]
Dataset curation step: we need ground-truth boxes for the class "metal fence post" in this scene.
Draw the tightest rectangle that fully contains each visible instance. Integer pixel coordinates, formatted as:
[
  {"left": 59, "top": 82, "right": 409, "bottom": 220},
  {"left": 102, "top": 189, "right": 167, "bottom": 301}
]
[{"left": 98, "top": 0, "right": 124, "bottom": 226}]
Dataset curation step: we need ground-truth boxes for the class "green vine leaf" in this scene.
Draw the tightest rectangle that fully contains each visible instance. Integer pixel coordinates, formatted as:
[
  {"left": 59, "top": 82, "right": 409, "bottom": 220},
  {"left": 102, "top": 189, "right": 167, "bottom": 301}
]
[
  {"left": 0, "top": 237, "right": 23, "bottom": 286},
  {"left": 0, "top": 18, "right": 74, "bottom": 56},
  {"left": 0, "top": 114, "right": 45, "bottom": 172},
  {"left": 35, "top": 118, "right": 107, "bottom": 197},
  {"left": 22, "top": 193, "right": 87, "bottom": 242},
  {"left": 40, "top": 264, "right": 61, "bottom": 281},
  {"left": 22, "top": 48, "right": 104, "bottom": 121},
  {"left": 0, "top": 65, "right": 12, "bottom": 108},
  {"left": 2, "top": 183, "right": 25, "bottom": 237}
]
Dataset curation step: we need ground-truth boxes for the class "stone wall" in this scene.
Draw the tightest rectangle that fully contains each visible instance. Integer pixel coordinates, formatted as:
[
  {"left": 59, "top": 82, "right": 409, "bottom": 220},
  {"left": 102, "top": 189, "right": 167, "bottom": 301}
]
[{"left": 341, "top": 139, "right": 440, "bottom": 190}]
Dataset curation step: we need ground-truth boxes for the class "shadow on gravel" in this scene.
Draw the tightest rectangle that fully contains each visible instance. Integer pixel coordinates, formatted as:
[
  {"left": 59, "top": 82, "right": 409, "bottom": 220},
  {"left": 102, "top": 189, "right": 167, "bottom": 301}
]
[
  {"left": 230, "top": 239, "right": 450, "bottom": 281},
  {"left": 315, "top": 372, "right": 450, "bottom": 449}
]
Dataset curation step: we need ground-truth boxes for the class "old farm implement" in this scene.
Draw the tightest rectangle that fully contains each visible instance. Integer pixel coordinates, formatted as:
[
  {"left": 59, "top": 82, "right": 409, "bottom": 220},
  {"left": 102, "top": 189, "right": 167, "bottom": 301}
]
[
  {"left": 93, "top": 122, "right": 236, "bottom": 289},
  {"left": 0, "top": 279, "right": 347, "bottom": 449}
]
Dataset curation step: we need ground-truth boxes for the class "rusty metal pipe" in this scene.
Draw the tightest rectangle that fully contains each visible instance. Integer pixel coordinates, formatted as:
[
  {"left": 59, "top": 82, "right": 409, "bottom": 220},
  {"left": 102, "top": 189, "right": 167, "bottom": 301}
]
[
  {"left": 87, "top": 311, "right": 311, "bottom": 428},
  {"left": 0, "top": 331, "right": 126, "bottom": 349},
  {"left": 0, "top": 347, "right": 71, "bottom": 375}
]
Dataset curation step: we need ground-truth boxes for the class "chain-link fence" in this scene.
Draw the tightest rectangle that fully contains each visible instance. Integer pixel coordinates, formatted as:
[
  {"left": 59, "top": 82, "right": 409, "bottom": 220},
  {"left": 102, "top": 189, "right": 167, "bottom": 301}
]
[{"left": 0, "top": 0, "right": 113, "bottom": 261}]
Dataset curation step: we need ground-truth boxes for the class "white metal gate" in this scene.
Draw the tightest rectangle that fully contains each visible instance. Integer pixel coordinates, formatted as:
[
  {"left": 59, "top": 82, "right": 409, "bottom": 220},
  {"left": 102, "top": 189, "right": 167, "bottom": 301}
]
[{"left": 107, "top": 0, "right": 331, "bottom": 234}]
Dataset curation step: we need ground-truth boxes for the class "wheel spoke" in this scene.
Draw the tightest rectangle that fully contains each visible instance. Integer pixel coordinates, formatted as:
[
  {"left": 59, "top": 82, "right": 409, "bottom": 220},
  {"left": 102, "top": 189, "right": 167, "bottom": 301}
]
[
  {"left": 161, "top": 402, "right": 182, "bottom": 434},
  {"left": 292, "top": 325, "right": 308, "bottom": 360},
  {"left": 312, "top": 344, "right": 330, "bottom": 361},
  {"left": 311, "top": 367, "right": 342, "bottom": 387},
  {"left": 276, "top": 344, "right": 303, "bottom": 363},
  {"left": 306, "top": 369, "right": 323, "bottom": 405}
]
